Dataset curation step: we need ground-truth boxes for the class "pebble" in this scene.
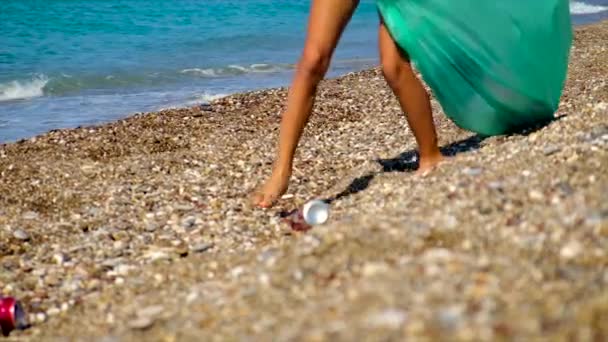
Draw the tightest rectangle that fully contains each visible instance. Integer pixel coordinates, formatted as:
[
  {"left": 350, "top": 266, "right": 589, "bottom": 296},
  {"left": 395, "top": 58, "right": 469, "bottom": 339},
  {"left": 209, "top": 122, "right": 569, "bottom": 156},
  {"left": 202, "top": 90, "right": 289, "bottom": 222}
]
[
  {"left": 543, "top": 145, "right": 561, "bottom": 156},
  {"left": 258, "top": 273, "right": 271, "bottom": 286},
  {"left": 36, "top": 312, "right": 47, "bottom": 323},
  {"left": 231, "top": 266, "right": 245, "bottom": 279},
  {"left": 444, "top": 215, "right": 458, "bottom": 229},
  {"left": 463, "top": 167, "right": 482, "bottom": 176},
  {"left": 560, "top": 241, "right": 583, "bottom": 260},
  {"left": 22, "top": 211, "right": 39, "bottom": 220},
  {"left": 116, "top": 264, "right": 134, "bottom": 276},
  {"left": 556, "top": 181, "right": 575, "bottom": 196},
  {"left": 186, "top": 291, "right": 198, "bottom": 304},
  {"left": 362, "top": 262, "right": 389, "bottom": 277},
  {"left": 173, "top": 204, "right": 194, "bottom": 211},
  {"left": 585, "top": 213, "right": 603, "bottom": 226},
  {"left": 366, "top": 309, "right": 407, "bottom": 329},
  {"left": 528, "top": 190, "right": 544, "bottom": 201},
  {"left": 101, "top": 258, "right": 123, "bottom": 269},
  {"left": 137, "top": 305, "right": 165, "bottom": 318},
  {"left": 145, "top": 223, "right": 159, "bottom": 232},
  {"left": 47, "top": 307, "right": 61, "bottom": 316},
  {"left": 437, "top": 306, "right": 464, "bottom": 330},
  {"left": 589, "top": 124, "right": 608, "bottom": 139},
  {"left": 423, "top": 248, "right": 453, "bottom": 262},
  {"left": 144, "top": 249, "right": 171, "bottom": 262},
  {"left": 45, "top": 274, "right": 61, "bottom": 287},
  {"left": 87, "top": 207, "right": 101, "bottom": 217},
  {"left": 87, "top": 279, "right": 101, "bottom": 291},
  {"left": 128, "top": 317, "right": 154, "bottom": 330},
  {"left": 281, "top": 267, "right": 299, "bottom": 283},
  {"left": 154, "top": 274, "right": 164, "bottom": 283},
  {"left": 52, "top": 253, "right": 66, "bottom": 265},
  {"left": 100, "top": 313, "right": 113, "bottom": 328},
  {"left": 13, "top": 228, "right": 30, "bottom": 241},
  {"left": 487, "top": 181, "right": 504, "bottom": 190},
  {"left": 190, "top": 243, "right": 214, "bottom": 253},
  {"left": 181, "top": 216, "right": 197, "bottom": 230}
]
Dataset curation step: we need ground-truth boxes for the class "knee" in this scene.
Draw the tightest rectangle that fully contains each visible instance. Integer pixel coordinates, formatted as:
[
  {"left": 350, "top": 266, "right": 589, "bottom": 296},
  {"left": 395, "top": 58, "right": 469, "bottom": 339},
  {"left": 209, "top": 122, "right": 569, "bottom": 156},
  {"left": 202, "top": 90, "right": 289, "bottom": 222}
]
[
  {"left": 381, "top": 56, "right": 402, "bottom": 89},
  {"left": 297, "top": 46, "right": 331, "bottom": 80}
]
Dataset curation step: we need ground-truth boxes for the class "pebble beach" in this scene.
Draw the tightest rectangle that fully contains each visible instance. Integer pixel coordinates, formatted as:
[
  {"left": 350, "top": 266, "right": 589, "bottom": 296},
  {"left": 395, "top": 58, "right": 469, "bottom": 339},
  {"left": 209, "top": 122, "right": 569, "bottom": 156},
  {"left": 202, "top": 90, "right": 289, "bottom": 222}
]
[{"left": 1, "top": 21, "right": 607, "bottom": 341}]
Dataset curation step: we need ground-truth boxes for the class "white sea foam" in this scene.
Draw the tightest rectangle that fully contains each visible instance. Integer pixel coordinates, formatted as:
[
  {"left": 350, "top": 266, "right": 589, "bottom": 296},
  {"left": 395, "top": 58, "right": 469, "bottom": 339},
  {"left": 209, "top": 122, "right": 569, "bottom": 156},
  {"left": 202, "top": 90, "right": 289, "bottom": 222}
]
[
  {"left": 158, "top": 92, "right": 229, "bottom": 110},
  {"left": 249, "top": 63, "right": 289, "bottom": 72},
  {"left": 227, "top": 64, "right": 249, "bottom": 73},
  {"left": 571, "top": 1, "right": 608, "bottom": 14},
  {"left": 180, "top": 68, "right": 219, "bottom": 77},
  {"left": 186, "top": 92, "right": 227, "bottom": 105},
  {"left": 0, "top": 76, "right": 49, "bottom": 102},
  {"left": 180, "top": 63, "right": 292, "bottom": 78}
]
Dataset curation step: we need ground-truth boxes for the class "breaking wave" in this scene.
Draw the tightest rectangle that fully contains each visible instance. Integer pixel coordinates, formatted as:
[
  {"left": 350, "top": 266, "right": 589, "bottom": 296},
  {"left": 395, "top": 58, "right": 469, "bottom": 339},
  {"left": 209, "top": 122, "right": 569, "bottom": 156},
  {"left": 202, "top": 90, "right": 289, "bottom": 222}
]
[
  {"left": 0, "top": 62, "right": 294, "bottom": 102},
  {"left": 185, "top": 92, "right": 228, "bottom": 105},
  {"left": 0, "top": 76, "right": 49, "bottom": 102},
  {"left": 180, "top": 63, "right": 293, "bottom": 77},
  {"left": 571, "top": 1, "right": 608, "bottom": 14}
]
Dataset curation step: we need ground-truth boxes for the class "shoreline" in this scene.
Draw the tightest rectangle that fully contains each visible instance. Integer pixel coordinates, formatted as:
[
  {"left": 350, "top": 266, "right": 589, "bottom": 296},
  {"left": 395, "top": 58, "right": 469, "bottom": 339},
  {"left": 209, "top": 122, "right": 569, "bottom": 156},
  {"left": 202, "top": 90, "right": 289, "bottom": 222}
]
[
  {"left": 0, "top": 21, "right": 607, "bottom": 340},
  {"left": 1, "top": 17, "right": 606, "bottom": 145}
]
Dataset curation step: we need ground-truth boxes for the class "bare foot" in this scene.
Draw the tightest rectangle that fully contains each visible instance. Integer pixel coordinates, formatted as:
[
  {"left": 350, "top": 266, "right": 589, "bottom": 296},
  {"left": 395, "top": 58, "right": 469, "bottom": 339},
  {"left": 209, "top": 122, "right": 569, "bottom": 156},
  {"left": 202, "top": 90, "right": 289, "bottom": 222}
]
[
  {"left": 250, "top": 169, "right": 291, "bottom": 208},
  {"left": 416, "top": 152, "right": 446, "bottom": 176}
]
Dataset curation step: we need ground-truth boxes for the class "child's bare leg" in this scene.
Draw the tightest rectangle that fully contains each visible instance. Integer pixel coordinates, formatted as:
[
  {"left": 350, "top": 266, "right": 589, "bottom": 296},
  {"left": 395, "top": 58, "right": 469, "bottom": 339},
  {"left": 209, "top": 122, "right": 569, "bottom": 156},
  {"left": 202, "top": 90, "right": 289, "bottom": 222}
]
[
  {"left": 251, "top": 0, "right": 360, "bottom": 208},
  {"left": 378, "top": 21, "right": 443, "bottom": 174}
]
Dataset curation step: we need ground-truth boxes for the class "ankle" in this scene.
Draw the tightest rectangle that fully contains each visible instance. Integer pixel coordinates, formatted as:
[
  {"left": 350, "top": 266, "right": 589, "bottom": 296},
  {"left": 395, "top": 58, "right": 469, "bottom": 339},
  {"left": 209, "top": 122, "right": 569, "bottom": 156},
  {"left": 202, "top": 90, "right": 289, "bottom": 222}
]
[{"left": 419, "top": 147, "right": 442, "bottom": 160}]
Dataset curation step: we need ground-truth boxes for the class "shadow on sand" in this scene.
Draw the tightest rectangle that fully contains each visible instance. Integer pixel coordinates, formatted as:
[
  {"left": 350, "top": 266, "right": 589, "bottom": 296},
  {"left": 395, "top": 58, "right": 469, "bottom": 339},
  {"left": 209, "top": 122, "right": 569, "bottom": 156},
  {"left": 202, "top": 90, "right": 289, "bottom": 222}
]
[
  {"left": 323, "top": 114, "right": 563, "bottom": 204},
  {"left": 323, "top": 134, "right": 485, "bottom": 204}
]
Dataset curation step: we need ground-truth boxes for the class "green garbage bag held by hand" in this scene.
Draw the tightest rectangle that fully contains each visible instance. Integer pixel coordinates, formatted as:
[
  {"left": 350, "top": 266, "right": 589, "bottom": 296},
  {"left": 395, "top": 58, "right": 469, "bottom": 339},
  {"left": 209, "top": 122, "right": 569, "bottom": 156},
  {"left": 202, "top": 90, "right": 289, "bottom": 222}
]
[{"left": 377, "top": 0, "right": 573, "bottom": 136}]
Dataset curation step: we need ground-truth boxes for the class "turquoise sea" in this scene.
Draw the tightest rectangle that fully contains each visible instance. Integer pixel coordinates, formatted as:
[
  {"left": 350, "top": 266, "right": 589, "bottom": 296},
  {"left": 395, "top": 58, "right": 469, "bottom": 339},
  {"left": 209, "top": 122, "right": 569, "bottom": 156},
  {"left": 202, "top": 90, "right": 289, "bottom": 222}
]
[{"left": 1, "top": 0, "right": 607, "bottom": 143}]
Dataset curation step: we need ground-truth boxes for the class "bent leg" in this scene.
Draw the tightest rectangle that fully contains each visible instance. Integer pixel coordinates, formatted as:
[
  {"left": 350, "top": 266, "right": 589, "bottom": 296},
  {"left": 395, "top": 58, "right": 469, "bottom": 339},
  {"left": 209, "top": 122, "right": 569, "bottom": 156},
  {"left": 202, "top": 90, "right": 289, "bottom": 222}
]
[
  {"left": 378, "top": 20, "right": 443, "bottom": 174},
  {"left": 252, "top": 0, "right": 360, "bottom": 208}
]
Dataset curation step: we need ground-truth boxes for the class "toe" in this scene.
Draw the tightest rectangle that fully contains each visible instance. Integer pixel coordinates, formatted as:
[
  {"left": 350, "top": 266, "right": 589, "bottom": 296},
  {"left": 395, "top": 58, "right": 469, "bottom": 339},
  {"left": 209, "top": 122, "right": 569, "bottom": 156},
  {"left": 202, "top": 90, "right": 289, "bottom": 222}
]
[
  {"left": 256, "top": 193, "right": 276, "bottom": 209},
  {"left": 250, "top": 191, "right": 262, "bottom": 205}
]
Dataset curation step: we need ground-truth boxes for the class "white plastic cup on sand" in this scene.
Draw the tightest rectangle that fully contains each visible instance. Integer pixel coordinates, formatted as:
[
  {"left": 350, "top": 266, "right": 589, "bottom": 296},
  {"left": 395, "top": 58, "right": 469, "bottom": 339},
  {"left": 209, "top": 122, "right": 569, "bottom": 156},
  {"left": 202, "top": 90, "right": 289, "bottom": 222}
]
[{"left": 302, "top": 200, "right": 330, "bottom": 226}]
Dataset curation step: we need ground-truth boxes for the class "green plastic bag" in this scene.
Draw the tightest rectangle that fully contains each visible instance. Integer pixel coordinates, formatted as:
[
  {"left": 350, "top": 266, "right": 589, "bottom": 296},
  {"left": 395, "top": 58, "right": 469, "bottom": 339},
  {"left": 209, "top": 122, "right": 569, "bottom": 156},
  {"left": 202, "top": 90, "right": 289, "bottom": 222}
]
[{"left": 377, "top": 0, "right": 573, "bottom": 136}]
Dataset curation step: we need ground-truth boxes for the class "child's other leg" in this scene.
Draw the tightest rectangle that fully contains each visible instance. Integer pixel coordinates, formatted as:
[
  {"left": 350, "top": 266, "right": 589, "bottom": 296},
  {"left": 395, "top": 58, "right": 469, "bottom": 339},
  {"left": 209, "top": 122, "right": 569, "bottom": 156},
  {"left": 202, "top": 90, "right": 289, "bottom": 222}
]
[{"left": 378, "top": 21, "right": 444, "bottom": 174}]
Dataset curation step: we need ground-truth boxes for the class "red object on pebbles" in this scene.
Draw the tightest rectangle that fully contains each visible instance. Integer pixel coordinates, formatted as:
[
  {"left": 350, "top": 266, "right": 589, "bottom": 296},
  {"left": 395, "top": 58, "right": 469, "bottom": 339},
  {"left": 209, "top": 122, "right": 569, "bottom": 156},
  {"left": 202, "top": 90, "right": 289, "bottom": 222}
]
[{"left": 0, "top": 296, "right": 28, "bottom": 337}]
